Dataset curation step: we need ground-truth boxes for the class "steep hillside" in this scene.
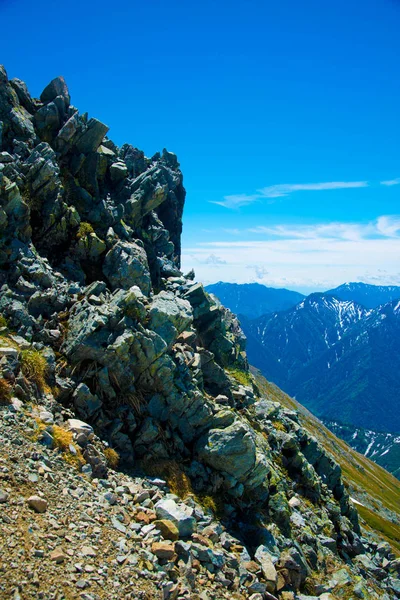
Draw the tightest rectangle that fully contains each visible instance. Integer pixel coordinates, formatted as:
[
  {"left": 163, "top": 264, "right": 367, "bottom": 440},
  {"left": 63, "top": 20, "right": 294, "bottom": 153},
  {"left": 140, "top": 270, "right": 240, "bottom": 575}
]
[
  {"left": 252, "top": 369, "right": 400, "bottom": 556},
  {"left": 205, "top": 282, "right": 304, "bottom": 318},
  {"left": 326, "top": 282, "right": 400, "bottom": 309},
  {"left": 1, "top": 66, "right": 400, "bottom": 599},
  {"left": 323, "top": 420, "right": 400, "bottom": 480}
]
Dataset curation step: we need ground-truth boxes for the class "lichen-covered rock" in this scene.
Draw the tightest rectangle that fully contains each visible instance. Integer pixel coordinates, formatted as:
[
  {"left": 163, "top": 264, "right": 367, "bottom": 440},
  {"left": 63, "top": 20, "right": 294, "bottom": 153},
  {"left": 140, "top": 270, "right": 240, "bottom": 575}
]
[
  {"left": 148, "top": 291, "right": 192, "bottom": 346},
  {"left": 196, "top": 420, "right": 256, "bottom": 480},
  {"left": 103, "top": 240, "right": 152, "bottom": 295}
]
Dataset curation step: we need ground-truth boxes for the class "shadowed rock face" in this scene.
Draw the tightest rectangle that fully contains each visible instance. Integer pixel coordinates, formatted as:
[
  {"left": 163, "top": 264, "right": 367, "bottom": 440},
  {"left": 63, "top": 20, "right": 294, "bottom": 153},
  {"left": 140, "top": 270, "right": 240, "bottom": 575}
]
[{"left": 1, "top": 66, "right": 398, "bottom": 599}]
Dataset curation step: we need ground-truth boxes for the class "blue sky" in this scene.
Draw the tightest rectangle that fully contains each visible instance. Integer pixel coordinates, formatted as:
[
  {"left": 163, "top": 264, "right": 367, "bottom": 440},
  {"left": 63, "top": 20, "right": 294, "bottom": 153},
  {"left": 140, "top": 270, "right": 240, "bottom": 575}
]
[{"left": 1, "top": 0, "right": 400, "bottom": 292}]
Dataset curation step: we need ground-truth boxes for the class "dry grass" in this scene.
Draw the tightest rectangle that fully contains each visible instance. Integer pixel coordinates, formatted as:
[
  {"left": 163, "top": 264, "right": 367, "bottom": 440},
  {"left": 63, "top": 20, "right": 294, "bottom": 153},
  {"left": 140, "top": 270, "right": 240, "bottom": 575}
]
[
  {"left": 144, "top": 458, "right": 194, "bottom": 499},
  {"left": 52, "top": 425, "right": 85, "bottom": 468},
  {"left": 125, "top": 390, "right": 146, "bottom": 416},
  {"left": 272, "top": 420, "right": 287, "bottom": 432},
  {"left": 20, "top": 349, "right": 47, "bottom": 389},
  {"left": 52, "top": 425, "right": 73, "bottom": 450},
  {"left": 104, "top": 447, "right": 120, "bottom": 469},
  {"left": 0, "top": 378, "right": 11, "bottom": 405}
]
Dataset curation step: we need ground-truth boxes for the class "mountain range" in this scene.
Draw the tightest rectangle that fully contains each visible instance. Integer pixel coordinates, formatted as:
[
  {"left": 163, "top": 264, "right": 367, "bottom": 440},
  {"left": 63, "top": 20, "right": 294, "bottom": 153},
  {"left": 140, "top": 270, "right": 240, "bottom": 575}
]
[
  {"left": 205, "top": 282, "right": 305, "bottom": 318},
  {"left": 207, "top": 282, "right": 400, "bottom": 435}
]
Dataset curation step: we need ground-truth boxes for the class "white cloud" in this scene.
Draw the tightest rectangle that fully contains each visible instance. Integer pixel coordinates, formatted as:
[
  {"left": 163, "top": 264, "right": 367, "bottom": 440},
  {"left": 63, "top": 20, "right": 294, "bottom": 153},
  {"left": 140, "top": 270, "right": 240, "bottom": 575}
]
[
  {"left": 203, "top": 254, "right": 227, "bottom": 265},
  {"left": 258, "top": 181, "right": 368, "bottom": 198},
  {"left": 246, "top": 265, "right": 270, "bottom": 279},
  {"left": 248, "top": 222, "right": 374, "bottom": 241},
  {"left": 376, "top": 215, "right": 400, "bottom": 238},
  {"left": 210, "top": 193, "right": 260, "bottom": 209},
  {"left": 381, "top": 178, "right": 400, "bottom": 186},
  {"left": 211, "top": 180, "right": 369, "bottom": 208},
  {"left": 181, "top": 215, "right": 400, "bottom": 290},
  {"left": 222, "top": 228, "right": 241, "bottom": 235}
]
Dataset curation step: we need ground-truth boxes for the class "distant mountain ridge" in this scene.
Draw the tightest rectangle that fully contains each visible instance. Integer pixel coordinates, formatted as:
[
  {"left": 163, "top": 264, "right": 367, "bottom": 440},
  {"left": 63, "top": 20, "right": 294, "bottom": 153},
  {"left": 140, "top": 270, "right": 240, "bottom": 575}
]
[
  {"left": 322, "top": 419, "right": 400, "bottom": 480},
  {"left": 326, "top": 282, "right": 400, "bottom": 309},
  {"left": 242, "top": 295, "right": 400, "bottom": 433},
  {"left": 205, "top": 282, "right": 304, "bottom": 318}
]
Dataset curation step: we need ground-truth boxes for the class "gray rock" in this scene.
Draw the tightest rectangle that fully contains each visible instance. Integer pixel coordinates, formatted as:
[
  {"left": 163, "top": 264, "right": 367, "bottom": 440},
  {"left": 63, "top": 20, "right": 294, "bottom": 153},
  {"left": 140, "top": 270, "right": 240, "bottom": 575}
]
[
  {"left": 40, "top": 75, "right": 70, "bottom": 105},
  {"left": 254, "top": 546, "right": 277, "bottom": 591},
  {"left": 75, "top": 118, "right": 109, "bottom": 153},
  {"left": 109, "top": 161, "right": 128, "bottom": 181},
  {"left": 148, "top": 291, "right": 192, "bottom": 346},
  {"left": 66, "top": 418, "right": 94, "bottom": 441},
  {"left": 72, "top": 383, "right": 102, "bottom": 419},
  {"left": 196, "top": 420, "right": 256, "bottom": 480},
  {"left": 155, "top": 498, "right": 196, "bottom": 537},
  {"left": 27, "top": 495, "right": 48, "bottom": 513},
  {"left": 103, "top": 241, "right": 152, "bottom": 295},
  {"left": 0, "top": 489, "right": 9, "bottom": 503}
]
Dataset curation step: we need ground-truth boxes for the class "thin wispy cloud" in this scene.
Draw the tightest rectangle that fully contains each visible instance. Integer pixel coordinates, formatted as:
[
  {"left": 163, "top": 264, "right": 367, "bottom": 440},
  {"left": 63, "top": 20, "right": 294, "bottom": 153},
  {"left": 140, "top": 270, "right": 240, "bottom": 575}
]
[
  {"left": 249, "top": 222, "right": 374, "bottom": 241},
  {"left": 181, "top": 214, "right": 400, "bottom": 290},
  {"left": 380, "top": 178, "right": 400, "bottom": 186},
  {"left": 258, "top": 181, "right": 368, "bottom": 198},
  {"left": 203, "top": 254, "right": 227, "bottom": 265},
  {"left": 211, "top": 193, "right": 260, "bottom": 209},
  {"left": 211, "top": 180, "right": 369, "bottom": 209}
]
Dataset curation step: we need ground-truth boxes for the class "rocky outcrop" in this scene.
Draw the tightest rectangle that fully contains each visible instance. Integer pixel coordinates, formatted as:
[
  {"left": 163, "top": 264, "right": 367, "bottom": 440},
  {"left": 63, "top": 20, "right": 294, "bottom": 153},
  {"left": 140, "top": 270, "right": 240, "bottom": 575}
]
[{"left": 0, "top": 66, "right": 398, "bottom": 599}]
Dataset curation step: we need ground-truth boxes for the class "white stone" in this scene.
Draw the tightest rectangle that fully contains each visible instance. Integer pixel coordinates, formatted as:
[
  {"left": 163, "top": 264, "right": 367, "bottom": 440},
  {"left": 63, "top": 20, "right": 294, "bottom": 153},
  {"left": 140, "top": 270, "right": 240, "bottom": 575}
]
[{"left": 66, "top": 418, "right": 94, "bottom": 440}]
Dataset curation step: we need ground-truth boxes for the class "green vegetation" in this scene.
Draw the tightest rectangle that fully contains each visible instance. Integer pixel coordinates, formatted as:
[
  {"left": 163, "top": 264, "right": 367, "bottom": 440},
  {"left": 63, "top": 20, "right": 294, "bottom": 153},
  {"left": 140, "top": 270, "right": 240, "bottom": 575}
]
[
  {"left": 227, "top": 367, "right": 252, "bottom": 387},
  {"left": 357, "top": 503, "right": 400, "bottom": 554},
  {"left": 76, "top": 221, "right": 94, "bottom": 239},
  {"left": 0, "top": 315, "right": 8, "bottom": 328},
  {"left": 20, "top": 349, "right": 47, "bottom": 389}
]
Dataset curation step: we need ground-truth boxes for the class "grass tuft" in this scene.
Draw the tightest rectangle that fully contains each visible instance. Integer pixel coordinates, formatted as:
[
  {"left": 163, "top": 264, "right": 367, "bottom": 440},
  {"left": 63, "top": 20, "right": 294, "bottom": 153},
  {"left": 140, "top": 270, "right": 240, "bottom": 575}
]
[
  {"left": 272, "top": 420, "right": 287, "bottom": 432},
  {"left": 0, "top": 315, "right": 8, "bottom": 328},
  {"left": 104, "top": 447, "right": 120, "bottom": 469},
  {"left": 144, "top": 459, "right": 194, "bottom": 499},
  {"left": 20, "top": 349, "right": 47, "bottom": 389},
  {"left": 0, "top": 378, "right": 12, "bottom": 405},
  {"left": 76, "top": 222, "right": 94, "bottom": 239},
  {"left": 227, "top": 367, "right": 252, "bottom": 387},
  {"left": 52, "top": 425, "right": 73, "bottom": 450}
]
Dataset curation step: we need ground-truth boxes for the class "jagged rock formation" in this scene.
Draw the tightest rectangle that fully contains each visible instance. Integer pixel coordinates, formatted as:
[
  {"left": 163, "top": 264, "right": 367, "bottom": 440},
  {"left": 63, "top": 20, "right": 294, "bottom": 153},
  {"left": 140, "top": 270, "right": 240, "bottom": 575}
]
[{"left": 1, "top": 66, "right": 399, "bottom": 599}]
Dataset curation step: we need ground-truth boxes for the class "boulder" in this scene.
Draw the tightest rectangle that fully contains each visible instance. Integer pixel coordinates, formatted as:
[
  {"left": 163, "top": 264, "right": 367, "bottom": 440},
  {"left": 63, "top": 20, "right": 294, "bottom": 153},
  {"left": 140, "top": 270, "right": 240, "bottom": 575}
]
[
  {"left": 103, "top": 241, "right": 152, "bottom": 295},
  {"left": 75, "top": 118, "right": 109, "bottom": 153},
  {"left": 254, "top": 546, "right": 278, "bottom": 592},
  {"left": 72, "top": 383, "right": 102, "bottom": 420},
  {"left": 196, "top": 420, "right": 256, "bottom": 480},
  {"left": 155, "top": 498, "right": 196, "bottom": 537},
  {"left": 153, "top": 519, "right": 179, "bottom": 541},
  {"left": 66, "top": 418, "right": 94, "bottom": 441},
  {"left": 148, "top": 291, "right": 192, "bottom": 346},
  {"left": 40, "top": 75, "right": 70, "bottom": 105},
  {"left": 27, "top": 495, "right": 48, "bottom": 513}
]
